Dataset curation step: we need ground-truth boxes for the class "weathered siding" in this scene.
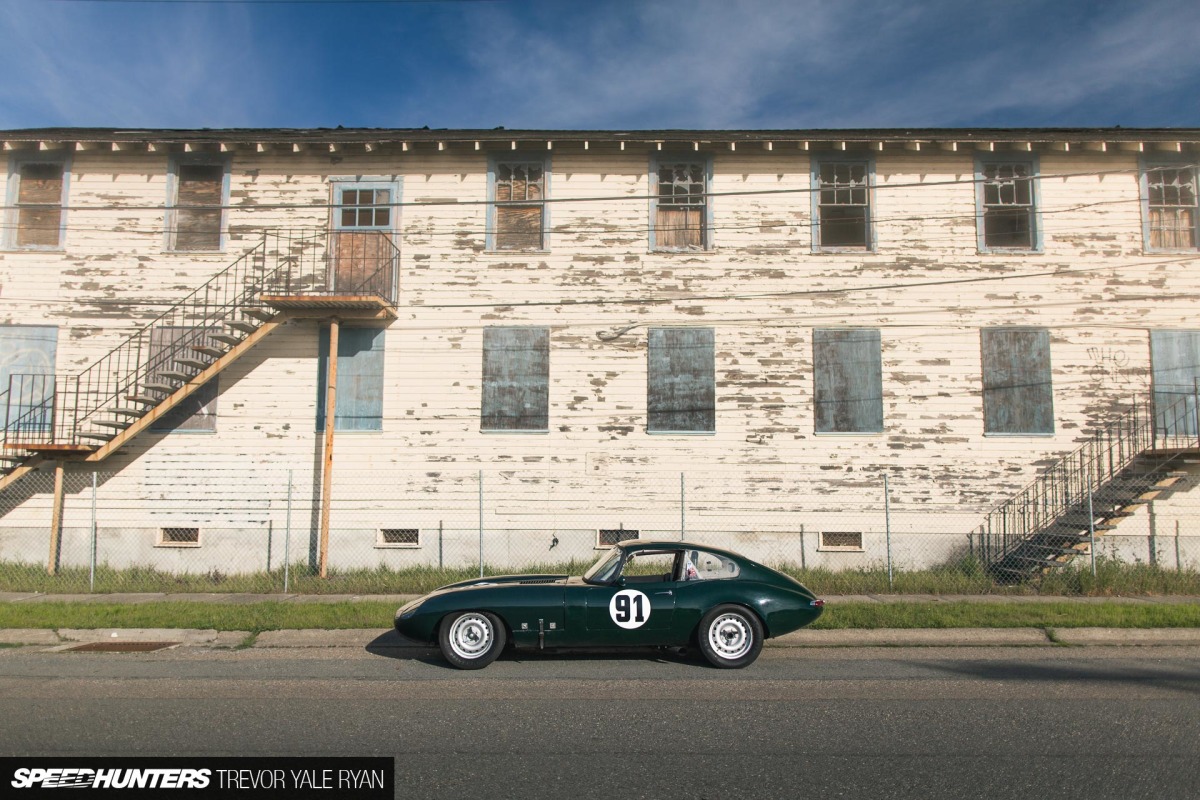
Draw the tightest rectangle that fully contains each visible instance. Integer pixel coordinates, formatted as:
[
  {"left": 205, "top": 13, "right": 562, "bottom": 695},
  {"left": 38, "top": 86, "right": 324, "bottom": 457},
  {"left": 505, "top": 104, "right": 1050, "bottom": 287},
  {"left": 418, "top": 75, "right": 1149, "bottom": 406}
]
[{"left": 1, "top": 137, "right": 1197, "bottom": 562}]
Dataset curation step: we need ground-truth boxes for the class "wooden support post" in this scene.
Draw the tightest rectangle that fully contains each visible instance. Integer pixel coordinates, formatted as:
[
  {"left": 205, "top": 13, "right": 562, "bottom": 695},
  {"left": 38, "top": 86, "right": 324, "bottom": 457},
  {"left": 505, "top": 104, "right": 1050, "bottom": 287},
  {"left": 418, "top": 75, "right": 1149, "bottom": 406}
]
[
  {"left": 48, "top": 461, "right": 65, "bottom": 576},
  {"left": 319, "top": 318, "right": 340, "bottom": 579}
]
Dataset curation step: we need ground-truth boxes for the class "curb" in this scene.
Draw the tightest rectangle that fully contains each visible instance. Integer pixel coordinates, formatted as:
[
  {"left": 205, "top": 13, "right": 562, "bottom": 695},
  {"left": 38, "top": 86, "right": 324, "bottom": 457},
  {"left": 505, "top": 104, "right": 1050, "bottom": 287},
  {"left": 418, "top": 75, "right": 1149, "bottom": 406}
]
[{"left": 3, "top": 627, "right": 1200, "bottom": 649}]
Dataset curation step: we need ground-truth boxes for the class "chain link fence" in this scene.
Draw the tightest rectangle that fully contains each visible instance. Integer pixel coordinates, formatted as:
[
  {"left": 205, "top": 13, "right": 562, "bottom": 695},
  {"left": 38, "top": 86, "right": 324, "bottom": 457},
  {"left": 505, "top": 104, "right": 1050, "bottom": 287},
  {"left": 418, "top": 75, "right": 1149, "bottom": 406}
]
[{"left": 0, "top": 463, "right": 1197, "bottom": 594}]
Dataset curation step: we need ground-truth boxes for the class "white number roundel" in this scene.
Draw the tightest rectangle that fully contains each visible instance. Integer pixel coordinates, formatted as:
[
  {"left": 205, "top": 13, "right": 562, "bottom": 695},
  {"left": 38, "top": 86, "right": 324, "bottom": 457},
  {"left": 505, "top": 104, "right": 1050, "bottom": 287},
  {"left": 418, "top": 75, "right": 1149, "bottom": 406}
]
[{"left": 609, "top": 589, "right": 651, "bottom": 629}]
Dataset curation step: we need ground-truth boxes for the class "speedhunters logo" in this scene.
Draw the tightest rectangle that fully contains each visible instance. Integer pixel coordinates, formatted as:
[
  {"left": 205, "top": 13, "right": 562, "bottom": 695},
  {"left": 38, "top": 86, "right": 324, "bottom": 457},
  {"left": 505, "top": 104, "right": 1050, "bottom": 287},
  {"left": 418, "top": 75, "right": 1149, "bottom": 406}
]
[
  {"left": 12, "top": 768, "right": 210, "bottom": 789},
  {"left": 1, "top": 758, "right": 391, "bottom": 797}
]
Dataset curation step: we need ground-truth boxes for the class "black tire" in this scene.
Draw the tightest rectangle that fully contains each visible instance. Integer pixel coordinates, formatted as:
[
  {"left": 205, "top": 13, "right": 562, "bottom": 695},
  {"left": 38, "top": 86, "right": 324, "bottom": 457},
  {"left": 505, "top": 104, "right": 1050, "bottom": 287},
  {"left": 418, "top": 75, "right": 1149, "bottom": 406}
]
[
  {"left": 697, "top": 604, "right": 764, "bottom": 668},
  {"left": 438, "top": 611, "right": 506, "bottom": 670}
]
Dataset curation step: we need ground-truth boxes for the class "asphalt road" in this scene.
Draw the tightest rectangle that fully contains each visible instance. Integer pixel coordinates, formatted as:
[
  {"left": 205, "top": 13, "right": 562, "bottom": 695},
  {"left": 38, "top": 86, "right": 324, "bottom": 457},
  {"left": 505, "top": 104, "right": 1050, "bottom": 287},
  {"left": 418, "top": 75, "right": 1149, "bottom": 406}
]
[{"left": 1, "top": 643, "right": 1198, "bottom": 800}]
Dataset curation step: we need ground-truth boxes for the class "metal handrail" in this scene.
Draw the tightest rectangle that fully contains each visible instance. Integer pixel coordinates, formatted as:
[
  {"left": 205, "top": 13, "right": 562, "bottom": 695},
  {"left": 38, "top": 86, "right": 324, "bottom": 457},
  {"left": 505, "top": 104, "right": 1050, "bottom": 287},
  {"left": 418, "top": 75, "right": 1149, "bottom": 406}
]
[
  {"left": 977, "top": 388, "right": 1200, "bottom": 570},
  {"left": 1, "top": 229, "right": 400, "bottom": 453}
]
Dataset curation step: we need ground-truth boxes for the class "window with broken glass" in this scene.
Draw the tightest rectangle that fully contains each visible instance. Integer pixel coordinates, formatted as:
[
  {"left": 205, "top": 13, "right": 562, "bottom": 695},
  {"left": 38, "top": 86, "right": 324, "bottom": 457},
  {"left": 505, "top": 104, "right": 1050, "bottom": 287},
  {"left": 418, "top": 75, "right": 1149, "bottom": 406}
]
[
  {"left": 653, "top": 160, "right": 708, "bottom": 251},
  {"left": 1144, "top": 165, "right": 1198, "bottom": 250},
  {"left": 492, "top": 161, "right": 546, "bottom": 251},
  {"left": 978, "top": 161, "right": 1037, "bottom": 250},
  {"left": 814, "top": 160, "right": 871, "bottom": 249}
]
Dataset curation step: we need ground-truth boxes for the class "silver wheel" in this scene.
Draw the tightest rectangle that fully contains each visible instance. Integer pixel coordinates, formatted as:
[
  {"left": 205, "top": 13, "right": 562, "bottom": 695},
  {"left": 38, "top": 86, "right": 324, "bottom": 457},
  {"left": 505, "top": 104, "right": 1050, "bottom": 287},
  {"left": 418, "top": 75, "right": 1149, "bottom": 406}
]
[
  {"left": 697, "top": 604, "right": 763, "bottom": 668},
  {"left": 447, "top": 612, "right": 494, "bottom": 660},
  {"left": 707, "top": 612, "right": 753, "bottom": 660}
]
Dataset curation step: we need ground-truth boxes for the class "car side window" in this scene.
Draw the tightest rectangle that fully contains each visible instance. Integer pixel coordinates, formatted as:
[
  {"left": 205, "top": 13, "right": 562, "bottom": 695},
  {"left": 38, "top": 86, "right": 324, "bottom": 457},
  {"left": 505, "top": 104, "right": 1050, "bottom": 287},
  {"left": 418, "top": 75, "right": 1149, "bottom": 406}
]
[
  {"left": 621, "top": 552, "right": 677, "bottom": 583},
  {"left": 682, "top": 549, "right": 740, "bottom": 580}
]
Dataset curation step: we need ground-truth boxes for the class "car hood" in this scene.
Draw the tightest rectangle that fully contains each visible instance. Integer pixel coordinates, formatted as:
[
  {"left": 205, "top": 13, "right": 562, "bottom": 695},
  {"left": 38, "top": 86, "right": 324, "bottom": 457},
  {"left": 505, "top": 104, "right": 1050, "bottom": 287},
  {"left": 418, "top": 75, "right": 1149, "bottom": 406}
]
[{"left": 434, "top": 574, "right": 570, "bottom": 592}]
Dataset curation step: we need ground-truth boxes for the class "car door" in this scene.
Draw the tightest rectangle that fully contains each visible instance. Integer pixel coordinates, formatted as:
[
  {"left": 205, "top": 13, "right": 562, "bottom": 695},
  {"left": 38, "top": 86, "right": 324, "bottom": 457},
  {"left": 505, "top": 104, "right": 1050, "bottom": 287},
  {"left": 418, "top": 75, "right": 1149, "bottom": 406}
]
[{"left": 579, "top": 550, "right": 678, "bottom": 645}]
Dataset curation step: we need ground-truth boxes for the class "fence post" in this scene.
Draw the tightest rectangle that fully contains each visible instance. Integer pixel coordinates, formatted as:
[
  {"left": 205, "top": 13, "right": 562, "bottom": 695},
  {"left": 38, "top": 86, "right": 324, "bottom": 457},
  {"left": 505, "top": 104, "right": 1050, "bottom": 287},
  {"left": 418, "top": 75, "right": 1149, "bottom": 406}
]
[
  {"left": 1176, "top": 520, "right": 1182, "bottom": 572},
  {"left": 884, "top": 473, "right": 893, "bottom": 589},
  {"left": 799, "top": 524, "right": 806, "bottom": 571},
  {"left": 438, "top": 521, "right": 444, "bottom": 571},
  {"left": 1087, "top": 460, "right": 1097, "bottom": 578},
  {"left": 283, "top": 470, "right": 292, "bottom": 594},
  {"left": 89, "top": 471, "right": 97, "bottom": 593},
  {"left": 680, "top": 472, "right": 685, "bottom": 541},
  {"left": 478, "top": 469, "right": 484, "bottom": 579}
]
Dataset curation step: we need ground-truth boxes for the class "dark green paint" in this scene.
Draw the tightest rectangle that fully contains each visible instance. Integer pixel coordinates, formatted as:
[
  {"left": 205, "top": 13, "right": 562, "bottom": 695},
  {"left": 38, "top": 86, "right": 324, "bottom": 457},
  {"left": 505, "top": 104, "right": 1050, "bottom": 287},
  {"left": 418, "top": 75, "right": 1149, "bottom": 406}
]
[{"left": 394, "top": 541, "right": 823, "bottom": 650}]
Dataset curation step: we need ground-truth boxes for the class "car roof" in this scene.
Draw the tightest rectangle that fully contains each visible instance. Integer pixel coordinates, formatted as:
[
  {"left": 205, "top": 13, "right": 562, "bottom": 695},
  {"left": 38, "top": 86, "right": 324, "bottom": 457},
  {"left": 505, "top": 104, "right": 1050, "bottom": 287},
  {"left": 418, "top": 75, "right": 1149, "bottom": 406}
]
[{"left": 616, "top": 539, "right": 748, "bottom": 562}]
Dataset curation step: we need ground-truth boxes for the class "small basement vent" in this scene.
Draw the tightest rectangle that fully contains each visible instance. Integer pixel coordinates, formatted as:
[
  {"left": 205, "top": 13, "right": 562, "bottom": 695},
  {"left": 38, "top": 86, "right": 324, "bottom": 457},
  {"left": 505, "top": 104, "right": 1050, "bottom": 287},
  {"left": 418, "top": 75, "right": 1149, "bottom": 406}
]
[
  {"left": 819, "top": 531, "right": 864, "bottom": 552},
  {"left": 378, "top": 528, "right": 420, "bottom": 547},
  {"left": 157, "top": 527, "right": 200, "bottom": 547},
  {"left": 598, "top": 528, "right": 639, "bottom": 547}
]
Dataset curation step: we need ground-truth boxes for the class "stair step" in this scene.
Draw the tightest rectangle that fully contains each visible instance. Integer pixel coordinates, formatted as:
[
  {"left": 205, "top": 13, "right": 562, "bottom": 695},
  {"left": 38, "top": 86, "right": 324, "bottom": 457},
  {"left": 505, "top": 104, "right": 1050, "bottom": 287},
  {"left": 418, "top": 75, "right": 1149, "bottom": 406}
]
[
  {"left": 1014, "top": 556, "right": 1071, "bottom": 569},
  {"left": 78, "top": 432, "right": 115, "bottom": 442},
  {"left": 225, "top": 320, "right": 258, "bottom": 334},
  {"left": 141, "top": 382, "right": 177, "bottom": 393},
  {"left": 176, "top": 358, "right": 211, "bottom": 371},
  {"left": 125, "top": 395, "right": 162, "bottom": 406},
  {"left": 157, "top": 370, "right": 193, "bottom": 382},
  {"left": 108, "top": 408, "right": 145, "bottom": 418},
  {"left": 242, "top": 308, "right": 276, "bottom": 322},
  {"left": 192, "top": 345, "right": 226, "bottom": 358},
  {"left": 1027, "top": 546, "right": 1090, "bottom": 556},
  {"left": 211, "top": 334, "right": 242, "bottom": 347},
  {"left": 95, "top": 420, "right": 132, "bottom": 430}
]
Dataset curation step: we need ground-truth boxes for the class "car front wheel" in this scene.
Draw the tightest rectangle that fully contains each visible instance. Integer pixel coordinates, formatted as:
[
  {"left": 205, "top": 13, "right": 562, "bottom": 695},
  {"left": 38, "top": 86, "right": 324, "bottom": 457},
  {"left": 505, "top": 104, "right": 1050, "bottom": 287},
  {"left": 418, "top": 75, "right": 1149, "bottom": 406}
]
[
  {"left": 439, "top": 611, "right": 506, "bottom": 670},
  {"left": 697, "top": 604, "right": 764, "bottom": 668}
]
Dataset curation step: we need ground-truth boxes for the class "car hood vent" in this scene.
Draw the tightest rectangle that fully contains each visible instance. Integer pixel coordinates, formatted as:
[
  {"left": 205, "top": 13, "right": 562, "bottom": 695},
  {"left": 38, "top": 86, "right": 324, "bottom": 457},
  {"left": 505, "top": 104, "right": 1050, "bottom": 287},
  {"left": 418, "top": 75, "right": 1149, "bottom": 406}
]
[{"left": 519, "top": 578, "right": 562, "bottom": 584}]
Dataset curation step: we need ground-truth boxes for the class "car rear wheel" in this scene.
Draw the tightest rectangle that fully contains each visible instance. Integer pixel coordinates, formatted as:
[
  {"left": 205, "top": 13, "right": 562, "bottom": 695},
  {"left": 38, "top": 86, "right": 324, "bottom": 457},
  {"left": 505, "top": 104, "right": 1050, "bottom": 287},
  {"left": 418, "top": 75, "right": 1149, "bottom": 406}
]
[
  {"left": 439, "top": 611, "right": 506, "bottom": 670},
  {"left": 697, "top": 604, "right": 763, "bottom": 668}
]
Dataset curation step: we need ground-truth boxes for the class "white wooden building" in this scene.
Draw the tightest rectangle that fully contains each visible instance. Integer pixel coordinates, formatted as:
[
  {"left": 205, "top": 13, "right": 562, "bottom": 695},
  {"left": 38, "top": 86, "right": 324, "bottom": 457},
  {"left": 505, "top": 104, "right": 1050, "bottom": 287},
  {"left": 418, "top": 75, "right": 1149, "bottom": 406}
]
[{"left": 0, "top": 127, "right": 1197, "bottom": 578}]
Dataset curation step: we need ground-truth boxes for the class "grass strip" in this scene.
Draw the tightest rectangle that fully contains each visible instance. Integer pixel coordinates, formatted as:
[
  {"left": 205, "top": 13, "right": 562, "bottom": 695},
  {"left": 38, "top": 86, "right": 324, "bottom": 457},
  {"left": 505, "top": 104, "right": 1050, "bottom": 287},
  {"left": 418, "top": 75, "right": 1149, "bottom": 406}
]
[{"left": 0, "top": 601, "right": 1197, "bottom": 633}]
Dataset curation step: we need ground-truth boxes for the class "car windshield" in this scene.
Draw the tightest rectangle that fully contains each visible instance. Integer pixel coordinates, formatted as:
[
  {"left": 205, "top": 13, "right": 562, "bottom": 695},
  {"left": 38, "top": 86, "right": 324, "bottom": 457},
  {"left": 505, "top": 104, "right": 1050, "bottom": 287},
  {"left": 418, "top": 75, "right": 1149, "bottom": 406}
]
[{"left": 583, "top": 547, "right": 624, "bottom": 584}]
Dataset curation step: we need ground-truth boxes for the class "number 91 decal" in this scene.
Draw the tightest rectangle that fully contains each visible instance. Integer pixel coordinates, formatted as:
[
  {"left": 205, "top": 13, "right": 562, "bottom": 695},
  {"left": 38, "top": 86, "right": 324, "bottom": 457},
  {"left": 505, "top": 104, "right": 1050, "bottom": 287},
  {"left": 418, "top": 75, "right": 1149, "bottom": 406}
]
[{"left": 609, "top": 589, "right": 651, "bottom": 629}]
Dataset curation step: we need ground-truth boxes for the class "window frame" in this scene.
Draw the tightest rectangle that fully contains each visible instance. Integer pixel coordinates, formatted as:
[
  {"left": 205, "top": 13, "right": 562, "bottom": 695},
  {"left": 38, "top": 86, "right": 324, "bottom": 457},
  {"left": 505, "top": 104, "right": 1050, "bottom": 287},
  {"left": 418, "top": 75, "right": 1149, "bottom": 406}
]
[
  {"left": 646, "top": 326, "right": 716, "bottom": 435},
  {"left": 165, "top": 154, "right": 230, "bottom": 253},
  {"left": 156, "top": 527, "right": 201, "bottom": 548},
  {"left": 486, "top": 155, "right": 550, "bottom": 252},
  {"left": 649, "top": 154, "right": 714, "bottom": 252},
  {"left": 974, "top": 154, "right": 1043, "bottom": 253},
  {"left": 1140, "top": 156, "right": 1199, "bottom": 253},
  {"left": 812, "top": 327, "right": 884, "bottom": 435},
  {"left": 810, "top": 155, "right": 875, "bottom": 252},
  {"left": 4, "top": 152, "right": 71, "bottom": 251},
  {"left": 480, "top": 326, "right": 550, "bottom": 433},
  {"left": 376, "top": 528, "right": 421, "bottom": 549},
  {"left": 980, "top": 326, "right": 1055, "bottom": 436},
  {"left": 597, "top": 528, "right": 640, "bottom": 548},
  {"left": 817, "top": 531, "right": 864, "bottom": 552},
  {"left": 330, "top": 176, "right": 401, "bottom": 233}
]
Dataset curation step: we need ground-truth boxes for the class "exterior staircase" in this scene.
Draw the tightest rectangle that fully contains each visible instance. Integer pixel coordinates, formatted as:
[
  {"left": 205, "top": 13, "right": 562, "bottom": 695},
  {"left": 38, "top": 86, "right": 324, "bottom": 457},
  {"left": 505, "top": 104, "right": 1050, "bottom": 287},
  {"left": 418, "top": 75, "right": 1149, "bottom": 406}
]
[
  {"left": 976, "top": 392, "right": 1200, "bottom": 582},
  {"left": 1, "top": 229, "right": 399, "bottom": 490}
]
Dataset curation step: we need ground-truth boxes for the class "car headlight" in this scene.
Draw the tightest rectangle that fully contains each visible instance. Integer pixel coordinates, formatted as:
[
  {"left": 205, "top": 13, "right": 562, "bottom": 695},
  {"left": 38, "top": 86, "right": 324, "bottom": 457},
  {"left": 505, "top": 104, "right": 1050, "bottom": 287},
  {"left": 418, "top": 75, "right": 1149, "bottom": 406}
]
[{"left": 397, "top": 601, "right": 423, "bottom": 620}]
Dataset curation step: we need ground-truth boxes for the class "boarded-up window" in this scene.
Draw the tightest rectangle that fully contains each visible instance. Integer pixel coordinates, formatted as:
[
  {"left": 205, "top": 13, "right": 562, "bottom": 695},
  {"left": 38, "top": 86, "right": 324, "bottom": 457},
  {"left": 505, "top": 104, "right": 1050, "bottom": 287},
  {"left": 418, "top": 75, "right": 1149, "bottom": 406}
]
[
  {"left": 981, "top": 328, "right": 1053, "bottom": 434},
  {"left": 317, "top": 327, "right": 385, "bottom": 432},
  {"left": 1150, "top": 330, "right": 1200, "bottom": 437},
  {"left": 0, "top": 325, "right": 57, "bottom": 435},
  {"left": 171, "top": 163, "right": 225, "bottom": 251},
  {"left": 816, "top": 161, "right": 870, "bottom": 248},
  {"left": 654, "top": 161, "right": 707, "bottom": 251},
  {"left": 493, "top": 162, "right": 545, "bottom": 251},
  {"left": 482, "top": 327, "right": 549, "bottom": 431},
  {"left": 648, "top": 327, "right": 715, "bottom": 433},
  {"left": 980, "top": 161, "right": 1036, "bottom": 249},
  {"left": 148, "top": 326, "right": 218, "bottom": 432},
  {"left": 1146, "top": 166, "right": 1198, "bottom": 250},
  {"left": 14, "top": 162, "right": 65, "bottom": 248},
  {"left": 813, "top": 328, "right": 883, "bottom": 433}
]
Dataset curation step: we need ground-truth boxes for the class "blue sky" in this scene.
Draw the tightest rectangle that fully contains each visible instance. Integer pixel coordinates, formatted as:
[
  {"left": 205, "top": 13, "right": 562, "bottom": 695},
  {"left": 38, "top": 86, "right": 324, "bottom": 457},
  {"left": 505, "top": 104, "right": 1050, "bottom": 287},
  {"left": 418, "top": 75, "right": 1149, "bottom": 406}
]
[{"left": 1, "top": 0, "right": 1199, "bottom": 131}]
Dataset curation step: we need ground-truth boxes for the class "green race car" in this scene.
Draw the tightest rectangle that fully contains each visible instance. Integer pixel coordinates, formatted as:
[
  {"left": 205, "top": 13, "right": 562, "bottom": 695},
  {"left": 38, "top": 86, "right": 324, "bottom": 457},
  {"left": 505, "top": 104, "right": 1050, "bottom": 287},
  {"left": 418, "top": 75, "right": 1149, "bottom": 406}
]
[{"left": 394, "top": 540, "right": 824, "bottom": 669}]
